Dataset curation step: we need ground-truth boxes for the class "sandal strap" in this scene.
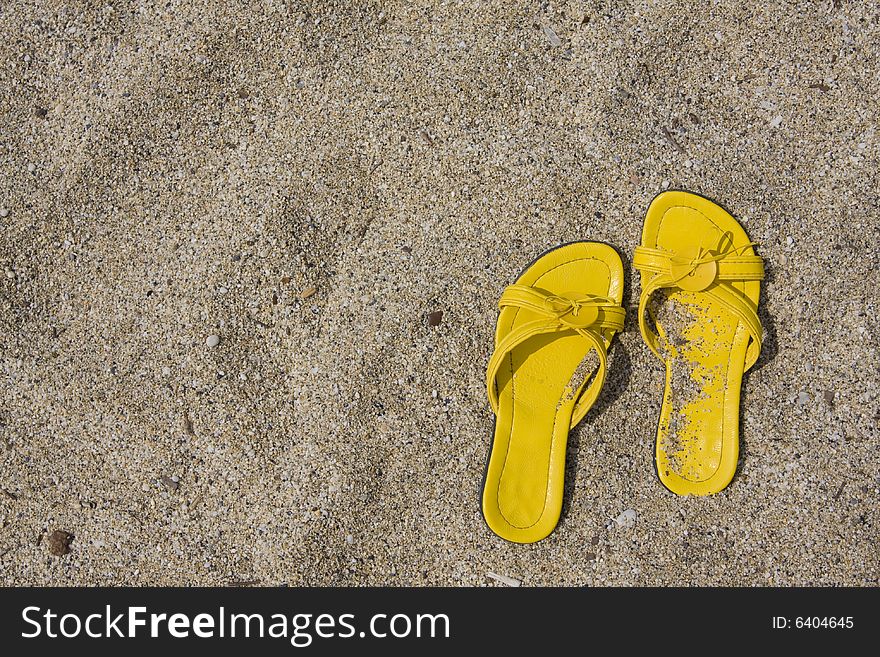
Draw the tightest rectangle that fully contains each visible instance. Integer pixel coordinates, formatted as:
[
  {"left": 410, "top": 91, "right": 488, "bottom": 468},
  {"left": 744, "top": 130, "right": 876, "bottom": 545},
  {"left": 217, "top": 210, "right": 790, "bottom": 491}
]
[
  {"left": 632, "top": 235, "right": 764, "bottom": 371},
  {"left": 486, "top": 285, "right": 624, "bottom": 429},
  {"left": 499, "top": 284, "right": 626, "bottom": 332},
  {"left": 633, "top": 246, "right": 764, "bottom": 281}
]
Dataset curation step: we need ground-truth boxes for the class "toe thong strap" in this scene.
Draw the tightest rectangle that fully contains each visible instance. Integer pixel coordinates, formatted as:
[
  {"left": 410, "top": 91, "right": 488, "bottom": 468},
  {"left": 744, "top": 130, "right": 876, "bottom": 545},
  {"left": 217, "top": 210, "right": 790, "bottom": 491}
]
[
  {"left": 486, "top": 284, "right": 624, "bottom": 429},
  {"left": 632, "top": 236, "right": 765, "bottom": 371}
]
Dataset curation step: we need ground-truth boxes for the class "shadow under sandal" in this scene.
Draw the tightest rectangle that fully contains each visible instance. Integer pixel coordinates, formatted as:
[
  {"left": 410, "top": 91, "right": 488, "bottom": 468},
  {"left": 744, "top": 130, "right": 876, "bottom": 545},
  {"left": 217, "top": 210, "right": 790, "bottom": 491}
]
[
  {"left": 482, "top": 242, "right": 625, "bottom": 543},
  {"left": 633, "top": 191, "right": 764, "bottom": 496}
]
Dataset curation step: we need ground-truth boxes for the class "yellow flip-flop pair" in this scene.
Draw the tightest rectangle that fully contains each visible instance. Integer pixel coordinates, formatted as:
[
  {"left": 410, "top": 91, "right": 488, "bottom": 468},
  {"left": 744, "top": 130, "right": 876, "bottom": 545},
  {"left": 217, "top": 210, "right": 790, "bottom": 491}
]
[{"left": 482, "top": 191, "right": 765, "bottom": 543}]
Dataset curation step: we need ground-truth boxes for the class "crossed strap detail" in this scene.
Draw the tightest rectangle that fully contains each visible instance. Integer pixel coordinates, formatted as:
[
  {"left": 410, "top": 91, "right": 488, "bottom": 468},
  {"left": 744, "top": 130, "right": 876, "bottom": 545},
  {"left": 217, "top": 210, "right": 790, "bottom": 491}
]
[
  {"left": 633, "top": 232, "right": 765, "bottom": 370},
  {"left": 486, "top": 284, "right": 626, "bottom": 430}
]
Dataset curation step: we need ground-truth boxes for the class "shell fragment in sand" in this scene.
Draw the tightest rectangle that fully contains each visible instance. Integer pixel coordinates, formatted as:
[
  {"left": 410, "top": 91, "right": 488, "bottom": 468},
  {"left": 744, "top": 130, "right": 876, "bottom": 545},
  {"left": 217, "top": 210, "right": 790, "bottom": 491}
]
[
  {"left": 542, "top": 25, "right": 561, "bottom": 47},
  {"left": 615, "top": 509, "right": 637, "bottom": 528},
  {"left": 486, "top": 572, "right": 521, "bottom": 587}
]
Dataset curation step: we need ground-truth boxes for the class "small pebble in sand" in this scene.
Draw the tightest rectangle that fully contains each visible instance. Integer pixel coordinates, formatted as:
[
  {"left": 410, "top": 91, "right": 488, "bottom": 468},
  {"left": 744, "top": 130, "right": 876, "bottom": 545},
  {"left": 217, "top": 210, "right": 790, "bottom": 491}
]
[
  {"left": 0, "top": 208, "right": 8, "bottom": 218},
  {"left": 160, "top": 476, "right": 179, "bottom": 492},
  {"left": 27, "top": 163, "right": 36, "bottom": 173},
  {"left": 300, "top": 286, "right": 317, "bottom": 299},
  {"left": 428, "top": 310, "right": 443, "bottom": 327},
  {"left": 823, "top": 390, "right": 835, "bottom": 405},
  {"left": 797, "top": 391, "right": 811, "bottom": 406},
  {"left": 48, "top": 530, "right": 73, "bottom": 556},
  {"left": 615, "top": 509, "right": 637, "bottom": 528},
  {"left": 206, "top": 334, "right": 220, "bottom": 347},
  {"left": 4, "top": 269, "right": 13, "bottom": 279}
]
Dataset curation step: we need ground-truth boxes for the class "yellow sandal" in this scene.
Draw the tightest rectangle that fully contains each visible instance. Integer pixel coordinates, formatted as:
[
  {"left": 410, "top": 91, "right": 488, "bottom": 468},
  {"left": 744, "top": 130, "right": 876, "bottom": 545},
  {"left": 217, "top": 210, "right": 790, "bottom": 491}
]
[
  {"left": 482, "top": 242, "right": 625, "bottom": 542},
  {"left": 633, "top": 191, "right": 764, "bottom": 495}
]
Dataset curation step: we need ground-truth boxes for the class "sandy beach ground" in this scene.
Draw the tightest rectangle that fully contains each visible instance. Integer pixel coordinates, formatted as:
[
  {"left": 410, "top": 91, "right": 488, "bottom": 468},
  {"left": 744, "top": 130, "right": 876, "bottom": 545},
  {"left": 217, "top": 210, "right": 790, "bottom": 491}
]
[{"left": 0, "top": 1, "right": 877, "bottom": 586}]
